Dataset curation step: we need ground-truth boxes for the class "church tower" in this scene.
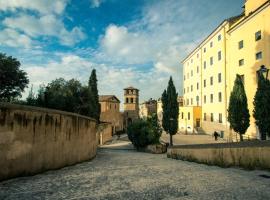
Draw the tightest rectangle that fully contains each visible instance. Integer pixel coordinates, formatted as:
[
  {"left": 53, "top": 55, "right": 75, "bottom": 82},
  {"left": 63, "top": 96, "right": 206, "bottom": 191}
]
[{"left": 123, "top": 86, "right": 139, "bottom": 128}]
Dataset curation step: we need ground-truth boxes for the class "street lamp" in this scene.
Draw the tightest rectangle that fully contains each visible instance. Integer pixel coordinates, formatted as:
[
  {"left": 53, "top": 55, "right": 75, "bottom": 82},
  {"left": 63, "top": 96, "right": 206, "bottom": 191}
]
[
  {"left": 185, "top": 118, "right": 187, "bottom": 135},
  {"left": 257, "top": 65, "right": 269, "bottom": 80}
]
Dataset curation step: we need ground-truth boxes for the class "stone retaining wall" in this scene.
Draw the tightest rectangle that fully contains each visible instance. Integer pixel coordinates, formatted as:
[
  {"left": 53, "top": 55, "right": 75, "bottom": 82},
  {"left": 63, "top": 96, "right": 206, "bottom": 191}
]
[
  {"left": 0, "top": 103, "right": 97, "bottom": 181},
  {"left": 167, "top": 141, "right": 270, "bottom": 170}
]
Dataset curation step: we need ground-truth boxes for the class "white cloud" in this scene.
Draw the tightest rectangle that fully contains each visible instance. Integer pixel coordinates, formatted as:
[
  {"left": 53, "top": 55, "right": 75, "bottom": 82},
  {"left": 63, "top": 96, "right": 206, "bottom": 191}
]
[
  {"left": 90, "top": 0, "right": 103, "bottom": 8},
  {"left": 0, "top": 0, "right": 68, "bottom": 15},
  {"left": 0, "top": 28, "right": 32, "bottom": 48},
  {"left": 3, "top": 14, "right": 86, "bottom": 46},
  {"left": 22, "top": 54, "right": 171, "bottom": 105}
]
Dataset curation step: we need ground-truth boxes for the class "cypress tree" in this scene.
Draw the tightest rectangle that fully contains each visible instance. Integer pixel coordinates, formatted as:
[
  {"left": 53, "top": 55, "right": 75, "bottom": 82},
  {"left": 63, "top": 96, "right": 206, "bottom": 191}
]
[
  {"left": 161, "top": 77, "right": 179, "bottom": 146},
  {"left": 253, "top": 73, "right": 270, "bottom": 140},
  {"left": 228, "top": 75, "right": 250, "bottom": 141},
  {"left": 88, "top": 69, "right": 101, "bottom": 122},
  {"left": 162, "top": 90, "right": 169, "bottom": 133}
]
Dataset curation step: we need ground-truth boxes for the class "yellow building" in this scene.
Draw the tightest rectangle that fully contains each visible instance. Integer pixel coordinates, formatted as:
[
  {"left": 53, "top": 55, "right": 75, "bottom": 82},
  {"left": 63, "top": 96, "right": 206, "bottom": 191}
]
[{"left": 180, "top": 0, "right": 270, "bottom": 140}]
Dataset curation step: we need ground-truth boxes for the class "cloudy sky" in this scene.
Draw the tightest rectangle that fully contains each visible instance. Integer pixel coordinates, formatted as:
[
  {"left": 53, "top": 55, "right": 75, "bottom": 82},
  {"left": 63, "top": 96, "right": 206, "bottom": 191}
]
[{"left": 0, "top": 0, "right": 243, "bottom": 104}]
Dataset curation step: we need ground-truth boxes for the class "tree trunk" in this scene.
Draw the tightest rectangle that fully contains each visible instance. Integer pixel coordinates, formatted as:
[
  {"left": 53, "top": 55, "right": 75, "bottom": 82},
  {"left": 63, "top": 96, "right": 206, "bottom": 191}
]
[
  {"left": 170, "top": 134, "right": 173, "bottom": 146},
  {"left": 239, "top": 134, "right": 243, "bottom": 142}
]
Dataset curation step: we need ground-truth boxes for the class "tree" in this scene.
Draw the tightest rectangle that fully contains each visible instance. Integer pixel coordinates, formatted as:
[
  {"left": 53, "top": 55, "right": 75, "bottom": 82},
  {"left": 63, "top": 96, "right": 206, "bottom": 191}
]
[
  {"left": 26, "top": 85, "right": 36, "bottom": 106},
  {"left": 253, "top": 73, "right": 270, "bottom": 140},
  {"left": 88, "top": 69, "right": 101, "bottom": 122},
  {"left": 161, "top": 77, "right": 179, "bottom": 146},
  {"left": 228, "top": 75, "right": 250, "bottom": 141},
  {"left": 0, "top": 53, "right": 29, "bottom": 101}
]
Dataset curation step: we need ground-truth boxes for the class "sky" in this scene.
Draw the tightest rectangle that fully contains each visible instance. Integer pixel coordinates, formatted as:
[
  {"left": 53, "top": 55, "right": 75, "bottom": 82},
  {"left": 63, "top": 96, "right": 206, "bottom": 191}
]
[{"left": 0, "top": 0, "right": 244, "bottom": 105}]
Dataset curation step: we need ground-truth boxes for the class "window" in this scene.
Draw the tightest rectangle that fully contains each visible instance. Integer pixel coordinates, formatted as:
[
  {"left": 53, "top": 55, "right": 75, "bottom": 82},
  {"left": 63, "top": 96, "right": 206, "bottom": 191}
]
[
  {"left": 210, "top": 57, "right": 213, "bottom": 65},
  {"left": 218, "top": 73, "right": 222, "bottom": 83},
  {"left": 255, "top": 30, "right": 261, "bottom": 41},
  {"left": 126, "top": 98, "right": 129, "bottom": 103},
  {"left": 182, "top": 112, "right": 184, "bottom": 119},
  {"left": 204, "top": 113, "right": 207, "bottom": 121},
  {"left": 204, "top": 48, "right": 206, "bottom": 53},
  {"left": 204, "top": 79, "right": 206, "bottom": 87},
  {"left": 239, "top": 40, "right": 244, "bottom": 49},
  {"left": 218, "top": 92, "right": 222, "bottom": 102},
  {"left": 196, "top": 96, "right": 199, "bottom": 105},
  {"left": 204, "top": 61, "right": 207, "bottom": 69},
  {"left": 210, "top": 77, "right": 213, "bottom": 85},
  {"left": 210, "top": 94, "right": 213, "bottom": 103},
  {"left": 191, "top": 98, "right": 193, "bottom": 105},
  {"left": 210, "top": 113, "right": 214, "bottom": 122},
  {"left": 191, "top": 85, "right": 193, "bottom": 92},
  {"left": 197, "top": 66, "right": 199, "bottom": 73},
  {"left": 210, "top": 41, "right": 213, "bottom": 48},
  {"left": 191, "top": 70, "right": 193, "bottom": 77},
  {"left": 188, "top": 112, "right": 190, "bottom": 120},
  {"left": 187, "top": 99, "right": 189, "bottom": 105},
  {"left": 131, "top": 98, "right": 134, "bottom": 103},
  {"left": 239, "top": 59, "right": 244, "bottom": 66},
  {"left": 204, "top": 95, "right": 206, "bottom": 104},
  {"left": 219, "top": 113, "right": 222, "bottom": 123},
  {"left": 218, "top": 34, "right": 222, "bottom": 41},
  {"left": 197, "top": 82, "right": 199, "bottom": 90},
  {"left": 256, "top": 52, "right": 262, "bottom": 60},
  {"left": 218, "top": 51, "right": 222, "bottom": 61}
]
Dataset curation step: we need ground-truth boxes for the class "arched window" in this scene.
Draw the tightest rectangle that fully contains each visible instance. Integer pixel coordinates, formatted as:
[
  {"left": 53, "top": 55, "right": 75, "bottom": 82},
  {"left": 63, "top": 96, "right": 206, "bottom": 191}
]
[
  {"left": 131, "top": 98, "right": 134, "bottom": 103},
  {"left": 126, "top": 98, "right": 129, "bottom": 103}
]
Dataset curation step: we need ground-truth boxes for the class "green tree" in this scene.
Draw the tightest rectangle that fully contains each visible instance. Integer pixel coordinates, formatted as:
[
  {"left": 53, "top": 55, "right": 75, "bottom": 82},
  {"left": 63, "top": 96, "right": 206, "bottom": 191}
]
[
  {"left": 26, "top": 85, "right": 36, "bottom": 106},
  {"left": 228, "top": 75, "right": 250, "bottom": 141},
  {"left": 161, "top": 77, "right": 179, "bottom": 146},
  {"left": 88, "top": 69, "right": 100, "bottom": 122},
  {"left": 253, "top": 73, "right": 270, "bottom": 140},
  {"left": 0, "top": 53, "right": 29, "bottom": 101}
]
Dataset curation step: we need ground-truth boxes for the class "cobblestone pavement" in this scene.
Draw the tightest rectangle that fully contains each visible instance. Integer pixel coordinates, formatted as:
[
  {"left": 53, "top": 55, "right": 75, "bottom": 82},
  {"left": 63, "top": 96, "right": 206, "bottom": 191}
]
[{"left": 1, "top": 144, "right": 270, "bottom": 200}]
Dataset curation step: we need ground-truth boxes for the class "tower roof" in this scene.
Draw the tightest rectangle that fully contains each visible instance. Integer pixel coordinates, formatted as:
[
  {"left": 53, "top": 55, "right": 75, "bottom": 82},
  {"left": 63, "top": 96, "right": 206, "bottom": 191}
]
[{"left": 124, "top": 86, "right": 139, "bottom": 91}]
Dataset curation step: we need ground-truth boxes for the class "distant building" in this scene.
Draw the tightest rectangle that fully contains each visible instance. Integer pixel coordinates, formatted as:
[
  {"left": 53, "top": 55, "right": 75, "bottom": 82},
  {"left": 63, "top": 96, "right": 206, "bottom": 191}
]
[
  {"left": 99, "top": 95, "right": 123, "bottom": 134},
  {"left": 157, "top": 98, "right": 163, "bottom": 124},
  {"left": 139, "top": 98, "right": 157, "bottom": 119},
  {"left": 123, "top": 86, "right": 139, "bottom": 129}
]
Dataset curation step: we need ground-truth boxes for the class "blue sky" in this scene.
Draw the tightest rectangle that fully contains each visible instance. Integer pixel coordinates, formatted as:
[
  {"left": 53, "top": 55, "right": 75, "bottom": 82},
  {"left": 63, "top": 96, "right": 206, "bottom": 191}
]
[{"left": 0, "top": 0, "right": 243, "bottom": 103}]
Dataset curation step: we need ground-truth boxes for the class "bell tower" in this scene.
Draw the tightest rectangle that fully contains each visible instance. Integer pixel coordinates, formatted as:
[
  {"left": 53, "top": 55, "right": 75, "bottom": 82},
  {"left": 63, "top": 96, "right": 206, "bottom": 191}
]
[{"left": 123, "top": 86, "right": 139, "bottom": 128}]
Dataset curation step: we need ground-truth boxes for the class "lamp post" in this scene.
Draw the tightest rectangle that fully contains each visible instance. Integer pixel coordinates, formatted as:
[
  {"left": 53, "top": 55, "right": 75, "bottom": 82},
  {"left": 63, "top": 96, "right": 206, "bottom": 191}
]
[
  {"left": 256, "top": 65, "right": 269, "bottom": 140},
  {"left": 257, "top": 65, "right": 269, "bottom": 80},
  {"left": 185, "top": 118, "right": 187, "bottom": 135}
]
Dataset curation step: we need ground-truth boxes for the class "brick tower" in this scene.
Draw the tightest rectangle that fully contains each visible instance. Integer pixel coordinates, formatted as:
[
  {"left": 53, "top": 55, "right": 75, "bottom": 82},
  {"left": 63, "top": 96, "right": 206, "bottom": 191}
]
[{"left": 123, "top": 86, "right": 139, "bottom": 129}]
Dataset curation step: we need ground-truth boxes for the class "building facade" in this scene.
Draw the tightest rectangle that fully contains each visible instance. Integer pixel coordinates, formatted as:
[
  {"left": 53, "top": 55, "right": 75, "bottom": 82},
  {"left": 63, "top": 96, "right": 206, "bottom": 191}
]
[
  {"left": 99, "top": 95, "right": 123, "bottom": 134},
  {"left": 123, "top": 87, "right": 139, "bottom": 129},
  {"left": 139, "top": 98, "right": 157, "bottom": 119},
  {"left": 180, "top": 0, "right": 270, "bottom": 140}
]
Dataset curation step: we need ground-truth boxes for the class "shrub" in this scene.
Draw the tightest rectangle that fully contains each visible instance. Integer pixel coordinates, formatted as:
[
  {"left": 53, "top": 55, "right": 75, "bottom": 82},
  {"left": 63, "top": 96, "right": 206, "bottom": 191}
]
[{"left": 127, "top": 114, "right": 162, "bottom": 149}]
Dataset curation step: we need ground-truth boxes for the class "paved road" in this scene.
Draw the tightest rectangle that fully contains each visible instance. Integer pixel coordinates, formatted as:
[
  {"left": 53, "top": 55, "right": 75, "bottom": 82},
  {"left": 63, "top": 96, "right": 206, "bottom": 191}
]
[{"left": 1, "top": 142, "right": 270, "bottom": 199}]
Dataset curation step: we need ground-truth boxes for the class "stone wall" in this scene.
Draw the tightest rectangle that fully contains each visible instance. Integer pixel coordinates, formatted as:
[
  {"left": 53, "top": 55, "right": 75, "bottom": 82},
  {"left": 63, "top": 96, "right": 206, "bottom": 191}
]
[
  {"left": 0, "top": 103, "right": 97, "bottom": 181},
  {"left": 97, "top": 122, "right": 113, "bottom": 145},
  {"left": 167, "top": 141, "right": 270, "bottom": 170}
]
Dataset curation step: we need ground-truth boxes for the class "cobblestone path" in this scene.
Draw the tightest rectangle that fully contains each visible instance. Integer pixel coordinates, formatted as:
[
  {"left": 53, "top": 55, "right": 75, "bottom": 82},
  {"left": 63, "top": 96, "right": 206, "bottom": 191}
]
[{"left": 1, "top": 146, "right": 270, "bottom": 199}]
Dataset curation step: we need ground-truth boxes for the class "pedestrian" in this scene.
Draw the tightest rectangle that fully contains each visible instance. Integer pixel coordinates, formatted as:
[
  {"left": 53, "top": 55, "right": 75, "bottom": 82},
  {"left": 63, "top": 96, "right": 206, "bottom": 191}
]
[{"left": 214, "top": 131, "right": 219, "bottom": 141}]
